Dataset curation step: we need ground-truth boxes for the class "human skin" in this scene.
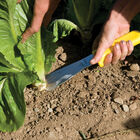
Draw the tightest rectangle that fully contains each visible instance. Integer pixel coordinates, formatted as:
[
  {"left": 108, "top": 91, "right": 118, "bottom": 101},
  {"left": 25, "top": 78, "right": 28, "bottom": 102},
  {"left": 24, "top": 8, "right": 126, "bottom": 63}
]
[
  {"left": 17, "top": 0, "right": 140, "bottom": 65},
  {"left": 90, "top": 0, "right": 140, "bottom": 66},
  {"left": 17, "top": 0, "right": 61, "bottom": 43}
]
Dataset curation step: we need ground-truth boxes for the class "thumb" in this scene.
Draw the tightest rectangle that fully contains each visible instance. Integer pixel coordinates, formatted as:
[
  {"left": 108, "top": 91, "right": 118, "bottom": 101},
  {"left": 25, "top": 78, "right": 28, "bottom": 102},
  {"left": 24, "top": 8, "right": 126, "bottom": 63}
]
[
  {"left": 21, "top": 14, "right": 44, "bottom": 43},
  {"left": 90, "top": 44, "right": 107, "bottom": 65},
  {"left": 22, "top": 27, "right": 35, "bottom": 43}
]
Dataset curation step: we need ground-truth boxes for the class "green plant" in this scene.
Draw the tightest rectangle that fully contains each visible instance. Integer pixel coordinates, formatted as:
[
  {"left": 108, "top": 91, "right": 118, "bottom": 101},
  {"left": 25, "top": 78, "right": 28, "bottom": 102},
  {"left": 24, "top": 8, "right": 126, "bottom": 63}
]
[{"left": 0, "top": 0, "right": 77, "bottom": 132}]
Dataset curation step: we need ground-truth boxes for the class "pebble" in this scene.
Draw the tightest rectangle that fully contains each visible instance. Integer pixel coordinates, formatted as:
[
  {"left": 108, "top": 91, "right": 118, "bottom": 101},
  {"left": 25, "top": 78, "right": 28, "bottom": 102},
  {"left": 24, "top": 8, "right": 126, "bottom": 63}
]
[
  {"left": 130, "top": 64, "right": 140, "bottom": 71},
  {"left": 34, "top": 108, "right": 39, "bottom": 112},
  {"left": 59, "top": 53, "right": 67, "bottom": 61},
  {"left": 58, "top": 112, "right": 63, "bottom": 117},
  {"left": 114, "top": 108, "right": 119, "bottom": 114},
  {"left": 51, "top": 103, "right": 57, "bottom": 109},
  {"left": 78, "top": 91, "right": 89, "bottom": 98},
  {"left": 111, "top": 103, "right": 119, "bottom": 114},
  {"left": 55, "top": 127, "right": 61, "bottom": 132},
  {"left": 126, "top": 71, "right": 136, "bottom": 78},
  {"left": 129, "top": 103, "right": 137, "bottom": 110},
  {"left": 48, "top": 108, "right": 53, "bottom": 113},
  {"left": 114, "top": 97, "right": 123, "bottom": 105},
  {"left": 122, "top": 104, "right": 129, "bottom": 112},
  {"left": 55, "top": 107, "right": 61, "bottom": 112}
]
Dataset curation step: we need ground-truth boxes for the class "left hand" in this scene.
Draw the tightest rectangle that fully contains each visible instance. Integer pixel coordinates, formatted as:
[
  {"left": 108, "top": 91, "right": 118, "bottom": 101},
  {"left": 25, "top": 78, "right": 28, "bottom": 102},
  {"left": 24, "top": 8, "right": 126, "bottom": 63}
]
[{"left": 17, "top": 0, "right": 61, "bottom": 43}]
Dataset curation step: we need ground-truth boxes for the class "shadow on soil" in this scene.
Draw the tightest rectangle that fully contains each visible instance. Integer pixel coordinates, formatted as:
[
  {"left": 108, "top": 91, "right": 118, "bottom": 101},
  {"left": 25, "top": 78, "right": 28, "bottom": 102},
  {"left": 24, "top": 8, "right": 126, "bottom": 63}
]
[
  {"left": 124, "top": 116, "right": 140, "bottom": 136},
  {"left": 54, "top": 29, "right": 93, "bottom": 72},
  {"left": 55, "top": 27, "right": 101, "bottom": 72}
]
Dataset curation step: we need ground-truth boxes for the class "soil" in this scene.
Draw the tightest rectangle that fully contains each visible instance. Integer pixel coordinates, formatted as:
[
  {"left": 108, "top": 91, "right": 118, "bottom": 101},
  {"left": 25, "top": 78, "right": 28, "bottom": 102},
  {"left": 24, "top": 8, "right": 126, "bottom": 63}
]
[{"left": 0, "top": 37, "right": 140, "bottom": 140}]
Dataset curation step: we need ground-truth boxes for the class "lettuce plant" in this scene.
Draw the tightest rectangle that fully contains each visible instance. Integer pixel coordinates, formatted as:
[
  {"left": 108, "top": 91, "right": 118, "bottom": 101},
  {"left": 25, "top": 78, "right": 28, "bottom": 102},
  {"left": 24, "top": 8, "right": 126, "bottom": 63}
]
[{"left": 0, "top": 0, "right": 77, "bottom": 132}]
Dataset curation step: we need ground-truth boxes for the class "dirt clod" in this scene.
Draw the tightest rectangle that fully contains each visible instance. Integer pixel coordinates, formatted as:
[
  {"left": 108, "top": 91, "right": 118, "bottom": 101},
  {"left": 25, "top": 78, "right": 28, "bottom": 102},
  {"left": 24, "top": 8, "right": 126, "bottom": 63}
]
[
  {"left": 114, "top": 97, "right": 123, "bottom": 105},
  {"left": 59, "top": 53, "right": 67, "bottom": 62},
  {"left": 122, "top": 104, "right": 129, "bottom": 112},
  {"left": 48, "top": 108, "right": 53, "bottom": 113},
  {"left": 130, "top": 63, "right": 140, "bottom": 71},
  {"left": 129, "top": 102, "right": 137, "bottom": 111}
]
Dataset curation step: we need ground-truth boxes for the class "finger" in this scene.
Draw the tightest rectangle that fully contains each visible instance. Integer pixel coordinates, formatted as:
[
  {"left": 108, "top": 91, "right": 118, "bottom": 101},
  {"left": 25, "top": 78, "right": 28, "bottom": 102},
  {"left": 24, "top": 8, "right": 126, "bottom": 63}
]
[
  {"left": 90, "top": 46, "right": 107, "bottom": 65},
  {"left": 112, "top": 43, "right": 121, "bottom": 64},
  {"left": 104, "top": 53, "right": 113, "bottom": 66},
  {"left": 120, "top": 40, "right": 128, "bottom": 60},
  {"left": 22, "top": 27, "right": 34, "bottom": 43},
  {"left": 22, "top": 1, "right": 50, "bottom": 42},
  {"left": 90, "top": 38, "right": 109, "bottom": 65},
  {"left": 127, "top": 40, "right": 134, "bottom": 56}
]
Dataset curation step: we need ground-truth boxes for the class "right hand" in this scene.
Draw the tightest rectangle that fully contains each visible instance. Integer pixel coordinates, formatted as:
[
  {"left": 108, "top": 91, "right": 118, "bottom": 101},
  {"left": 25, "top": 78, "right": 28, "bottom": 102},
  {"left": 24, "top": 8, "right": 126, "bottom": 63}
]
[
  {"left": 17, "top": 0, "right": 61, "bottom": 43},
  {"left": 90, "top": 12, "right": 133, "bottom": 66}
]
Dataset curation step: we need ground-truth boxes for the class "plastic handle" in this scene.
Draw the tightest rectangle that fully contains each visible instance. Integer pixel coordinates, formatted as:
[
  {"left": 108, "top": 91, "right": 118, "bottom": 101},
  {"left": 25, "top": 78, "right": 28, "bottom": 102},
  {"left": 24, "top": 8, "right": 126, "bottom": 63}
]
[{"left": 98, "top": 31, "right": 140, "bottom": 67}]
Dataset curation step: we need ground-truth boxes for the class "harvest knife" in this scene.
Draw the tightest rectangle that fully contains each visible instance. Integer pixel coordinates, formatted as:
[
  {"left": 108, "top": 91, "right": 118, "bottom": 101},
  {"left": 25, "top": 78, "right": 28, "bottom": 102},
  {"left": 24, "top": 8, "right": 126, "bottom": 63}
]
[{"left": 45, "top": 31, "right": 140, "bottom": 91}]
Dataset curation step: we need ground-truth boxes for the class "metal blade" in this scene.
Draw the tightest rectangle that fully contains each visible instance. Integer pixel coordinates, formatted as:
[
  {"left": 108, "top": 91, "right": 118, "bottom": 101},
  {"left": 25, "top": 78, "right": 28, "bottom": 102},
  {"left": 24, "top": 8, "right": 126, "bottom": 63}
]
[{"left": 45, "top": 54, "right": 93, "bottom": 91}]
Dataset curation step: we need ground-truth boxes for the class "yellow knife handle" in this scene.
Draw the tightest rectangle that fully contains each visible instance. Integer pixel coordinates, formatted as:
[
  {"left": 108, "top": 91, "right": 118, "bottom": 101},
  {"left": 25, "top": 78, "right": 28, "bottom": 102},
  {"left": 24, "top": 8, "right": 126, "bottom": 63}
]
[{"left": 98, "top": 31, "right": 140, "bottom": 67}]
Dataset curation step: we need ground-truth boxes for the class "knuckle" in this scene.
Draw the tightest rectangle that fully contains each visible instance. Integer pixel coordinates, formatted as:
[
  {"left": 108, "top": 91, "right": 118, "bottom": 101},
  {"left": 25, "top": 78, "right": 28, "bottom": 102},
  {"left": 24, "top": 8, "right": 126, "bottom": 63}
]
[{"left": 113, "top": 56, "right": 119, "bottom": 61}]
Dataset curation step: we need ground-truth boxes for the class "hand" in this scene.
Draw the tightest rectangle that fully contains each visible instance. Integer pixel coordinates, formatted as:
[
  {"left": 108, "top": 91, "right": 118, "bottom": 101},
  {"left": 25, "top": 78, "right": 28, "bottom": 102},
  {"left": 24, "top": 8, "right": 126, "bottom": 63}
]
[
  {"left": 17, "top": 0, "right": 60, "bottom": 43},
  {"left": 90, "top": 13, "right": 133, "bottom": 66}
]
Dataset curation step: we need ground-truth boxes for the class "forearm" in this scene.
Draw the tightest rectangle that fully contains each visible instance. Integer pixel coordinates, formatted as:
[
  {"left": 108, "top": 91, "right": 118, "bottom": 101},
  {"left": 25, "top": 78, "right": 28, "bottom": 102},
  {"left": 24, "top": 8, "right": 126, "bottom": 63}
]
[
  {"left": 31, "top": 0, "right": 60, "bottom": 31},
  {"left": 110, "top": 0, "right": 140, "bottom": 23}
]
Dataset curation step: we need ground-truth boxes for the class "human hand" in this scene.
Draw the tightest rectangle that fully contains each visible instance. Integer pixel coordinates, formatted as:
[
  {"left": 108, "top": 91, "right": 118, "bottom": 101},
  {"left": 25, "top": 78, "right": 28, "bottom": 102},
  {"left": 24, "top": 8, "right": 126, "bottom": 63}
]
[
  {"left": 17, "top": 0, "right": 60, "bottom": 43},
  {"left": 90, "top": 0, "right": 140, "bottom": 66},
  {"left": 90, "top": 14, "right": 134, "bottom": 66}
]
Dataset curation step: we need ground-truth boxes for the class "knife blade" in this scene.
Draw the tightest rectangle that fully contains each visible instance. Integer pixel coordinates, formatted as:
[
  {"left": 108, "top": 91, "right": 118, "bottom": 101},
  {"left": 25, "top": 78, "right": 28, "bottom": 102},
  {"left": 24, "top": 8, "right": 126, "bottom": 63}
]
[
  {"left": 45, "top": 31, "right": 140, "bottom": 91},
  {"left": 46, "top": 54, "right": 93, "bottom": 91}
]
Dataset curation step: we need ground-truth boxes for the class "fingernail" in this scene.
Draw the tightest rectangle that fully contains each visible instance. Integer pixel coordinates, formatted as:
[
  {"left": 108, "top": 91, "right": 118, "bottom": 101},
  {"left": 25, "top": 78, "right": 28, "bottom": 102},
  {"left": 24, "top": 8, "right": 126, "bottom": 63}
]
[
  {"left": 120, "top": 41, "right": 124, "bottom": 46},
  {"left": 115, "top": 44, "right": 119, "bottom": 49},
  {"left": 128, "top": 40, "right": 132, "bottom": 45},
  {"left": 108, "top": 53, "right": 113, "bottom": 58}
]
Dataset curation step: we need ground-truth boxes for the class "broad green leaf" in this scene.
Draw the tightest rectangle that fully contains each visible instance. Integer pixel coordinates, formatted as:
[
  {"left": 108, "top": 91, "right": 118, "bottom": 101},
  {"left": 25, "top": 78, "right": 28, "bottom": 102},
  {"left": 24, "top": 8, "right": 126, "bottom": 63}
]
[
  {"left": 48, "top": 19, "right": 80, "bottom": 42},
  {"left": 44, "top": 19, "right": 79, "bottom": 73},
  {"left": 0, "top": 53, "right": 19, "bottom": 71},
  {"left": 15, "top": 1, "right": 45, "bottom": 81},
  {"left": 0, "top": 72, "right": 37, "bottom": 132},
  {"left": 0, "top": 0, "right": 26, "bottom": 70},
  {"left": 0, "top": 0, "right": 44, "bottom": 132},
  {"left": 70, "top": 0, "right": 102, "bottom": 30},
  {"left": 41, "top": 30, "right": 58, "bottom": 73},
  {"left": 18, "top": 32, "right": 45, "bottom": 82},
  {"left": 0, "top": 66, "right": 20, "bottom": 73}
]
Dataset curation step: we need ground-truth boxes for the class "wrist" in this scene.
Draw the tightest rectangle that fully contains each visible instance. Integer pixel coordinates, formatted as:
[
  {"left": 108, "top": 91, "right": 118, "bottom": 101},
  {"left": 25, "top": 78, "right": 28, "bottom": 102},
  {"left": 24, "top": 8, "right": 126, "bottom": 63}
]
[
  {"left": 109, "top": 10, "right": 130, "bottom": 26},
  {"left": 110, "top": 0, "right": 140, "bottom": 24}
]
